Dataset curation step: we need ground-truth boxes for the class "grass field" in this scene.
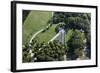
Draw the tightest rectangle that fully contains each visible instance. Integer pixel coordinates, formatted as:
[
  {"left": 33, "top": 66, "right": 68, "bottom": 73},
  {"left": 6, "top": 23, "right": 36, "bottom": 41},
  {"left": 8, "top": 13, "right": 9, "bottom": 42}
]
[
  {"left": 23, "top": 10, "right": 53, "bottom": 45},
  {"left": 23, "top": 10, "right": 75, "bottom": 45},
  {"left": 65, "top": 29, "right": 73, "bottom": 48},
  {"left": 65, "top": 29, "right": 73, "bottom": 43},
  {"left": 36, "top": 25, "right": 57, "bottom": 43}
]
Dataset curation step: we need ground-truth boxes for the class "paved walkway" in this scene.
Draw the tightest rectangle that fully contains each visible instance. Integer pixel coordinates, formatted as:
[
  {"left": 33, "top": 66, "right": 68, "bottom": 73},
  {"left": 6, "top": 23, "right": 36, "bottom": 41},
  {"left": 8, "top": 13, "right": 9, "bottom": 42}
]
[
  {"left": 29, "top": 24, "right": 51, "bottom": 45},
  {"left": 29, "top": 29, "right": 44, "bottom": 45},
  {"left": 49, "top": 29, "right": 65, "bottom": 44}
]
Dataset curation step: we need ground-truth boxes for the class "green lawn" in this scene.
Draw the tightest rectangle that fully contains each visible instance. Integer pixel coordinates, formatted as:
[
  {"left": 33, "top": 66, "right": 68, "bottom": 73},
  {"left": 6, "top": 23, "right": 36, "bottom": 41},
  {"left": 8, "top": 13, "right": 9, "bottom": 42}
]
[
  {"left": 65, "top": 29, "right": 73, "bottom": 43},
  {"left": 65, "top": 29, "right": 73, "bottom": 48},
  {"left": 36, "top": 25, "right": 57, "bottom": 43},
  {"left": 23, "top": 10, "right": 53, "bottom": 45}
]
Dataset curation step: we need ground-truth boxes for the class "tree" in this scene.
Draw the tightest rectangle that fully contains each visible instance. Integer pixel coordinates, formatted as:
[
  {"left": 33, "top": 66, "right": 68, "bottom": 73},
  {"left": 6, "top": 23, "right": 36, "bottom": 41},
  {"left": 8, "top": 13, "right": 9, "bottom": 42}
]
[
  {"left": 67, "top": 29, "right": 85, "bottom": 60},
  {"left": 22, "top": 43, "right": 32, "bottom": 63},
  {"left": 59, "top": 13, "right": 91, "bottom": 59},
  {"left": 55, "top": 22, "right": 65, "bottom": 33},
  {"left": 50, "top": 12, "right": 91, "bottom": 33},
  {"left": 32, "top": 40, "right": 66, "bottom": 62}
]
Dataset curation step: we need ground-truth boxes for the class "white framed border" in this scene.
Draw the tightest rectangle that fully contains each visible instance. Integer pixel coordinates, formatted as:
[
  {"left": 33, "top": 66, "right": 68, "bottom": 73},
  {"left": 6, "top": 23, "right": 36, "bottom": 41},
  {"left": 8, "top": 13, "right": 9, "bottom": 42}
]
[{"left": 11, "top": 1, "right": 97, "bottom": 72}]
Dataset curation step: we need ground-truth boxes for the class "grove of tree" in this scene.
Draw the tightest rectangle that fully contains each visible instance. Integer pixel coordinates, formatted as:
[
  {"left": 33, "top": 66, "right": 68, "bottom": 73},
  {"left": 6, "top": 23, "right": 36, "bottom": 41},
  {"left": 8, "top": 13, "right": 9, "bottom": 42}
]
[{"left": 22, "top": 11, "right": 91, "bottom": 62}]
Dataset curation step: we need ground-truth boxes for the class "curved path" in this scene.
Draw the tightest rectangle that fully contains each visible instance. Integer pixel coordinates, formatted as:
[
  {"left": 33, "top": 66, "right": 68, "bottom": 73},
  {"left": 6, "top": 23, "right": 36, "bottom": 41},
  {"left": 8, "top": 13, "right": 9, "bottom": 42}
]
[
  {"left": 28, "top": 24, "right": 51, "bottom": 60},
  {"left": 29, "top": 24, "right": 51, "bottom": 46},
  {"left": 28, "top": 29, "right": 44, "bottom": 59},
  {"left": 29, "top": 29, "right": 44, "bottom": 45}
]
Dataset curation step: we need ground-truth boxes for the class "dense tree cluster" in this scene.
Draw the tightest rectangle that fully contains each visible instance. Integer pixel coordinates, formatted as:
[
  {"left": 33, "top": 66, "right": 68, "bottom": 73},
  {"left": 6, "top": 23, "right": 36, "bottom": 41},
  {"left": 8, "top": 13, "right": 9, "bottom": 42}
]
[
  {"left": 23, "top": 40, "right": 66, "bottom": 62},
  {"left": 67, "top": 29, "right": 85, "bottom": 60},
  {"left": 49, "top": 12, "right": 91, "bottom": 32},
  {"left": 23, "top": 12, "right": 91, "bottom": 62},
  {"left": 22, "top": 43, "right": 32, "bottom": 63},
  {"left": 49, "top": 12, "right": 91, "bottom": 59}
]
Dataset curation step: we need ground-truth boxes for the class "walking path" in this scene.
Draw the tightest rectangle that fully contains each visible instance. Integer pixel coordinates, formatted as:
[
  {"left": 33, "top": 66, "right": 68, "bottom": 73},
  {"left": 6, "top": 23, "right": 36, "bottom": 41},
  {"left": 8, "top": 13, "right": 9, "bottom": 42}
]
[
  {"left": 49, "top": 28, "right": 65, "bottom": 44},
  {"left": 29, "top": 24, "right": 51, "bottom": 46},
  {"left": 28, "top": 29, "right": 44, "bottom": 58},
  {"left": 28, "top": 24, "right": 67, "bottom": 61},
  {"left": 29, "top": 29, "right": 44, "bottom": 45}
]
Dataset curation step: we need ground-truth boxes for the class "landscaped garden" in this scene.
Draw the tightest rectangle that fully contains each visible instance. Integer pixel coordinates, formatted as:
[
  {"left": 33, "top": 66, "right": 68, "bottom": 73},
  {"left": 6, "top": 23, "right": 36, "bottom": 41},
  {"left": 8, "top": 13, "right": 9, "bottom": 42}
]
[{"left": 22, "top": 10, "right": 91, "bottom": 63}]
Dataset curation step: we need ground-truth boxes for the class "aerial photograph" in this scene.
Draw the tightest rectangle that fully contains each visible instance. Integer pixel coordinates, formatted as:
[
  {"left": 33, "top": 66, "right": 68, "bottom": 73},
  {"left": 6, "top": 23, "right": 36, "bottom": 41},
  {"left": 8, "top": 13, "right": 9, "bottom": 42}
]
[{"left": 22, "top": 10, "right": 91, "bottom": 63}]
